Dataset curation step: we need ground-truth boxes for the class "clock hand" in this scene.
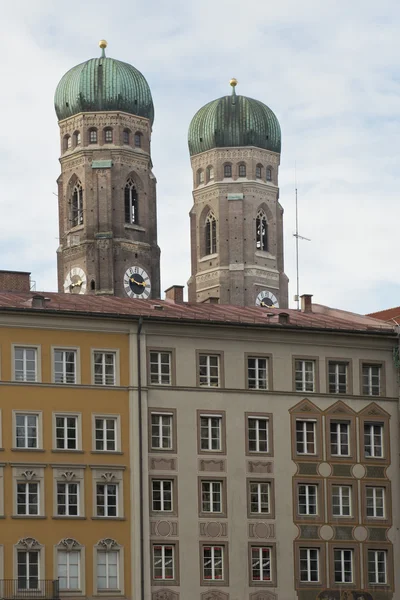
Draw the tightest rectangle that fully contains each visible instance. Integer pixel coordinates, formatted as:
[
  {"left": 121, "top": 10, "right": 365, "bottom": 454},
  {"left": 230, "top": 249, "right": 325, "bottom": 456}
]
[
  {"left": 70, "top": 279, "right": 82, "bottom": 288},
  {"left": 130, "top": 276, "right": 146, "bottom": 287}
]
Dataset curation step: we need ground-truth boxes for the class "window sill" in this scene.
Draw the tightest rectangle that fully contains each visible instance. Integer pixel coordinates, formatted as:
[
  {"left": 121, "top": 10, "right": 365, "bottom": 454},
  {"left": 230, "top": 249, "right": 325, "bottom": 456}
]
[
  {"left": 255, "top": 250, "right": 276, "bottom": 260},
  {"left": 124, "top": 223, "right": 146, "bottom": 232},
  {"left": 68, "top": 224, "right": 84, "bottom": 234},
  {"left": 94, "top": 592, "right": 125, "bottom": 597},
  {"left": 12, "top": 515, "right": 47, "bottom": 519},
  {"left": 52, "top": 449, "right": 84, "bottom": 454},
  {"left": 12, "top": 448, "right": 45, "bottom": 452},
  {"left": 90, "top": 450, "right": 123, "bottom": 455},
  {"left": 92, "top": 516, "right": 126, "bottom": 520},
  {"left": 199, "top": 253, "right": 218, "bottom": 263},
  {"left": 53, "top": 516, "right": 86, "bottom": 520}
]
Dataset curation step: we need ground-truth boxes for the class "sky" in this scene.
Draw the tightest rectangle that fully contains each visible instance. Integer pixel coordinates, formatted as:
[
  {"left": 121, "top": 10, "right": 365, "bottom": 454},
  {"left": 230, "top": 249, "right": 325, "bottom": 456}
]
[{"left": 0, "top": 0, "right": 399, "bottom": 314}]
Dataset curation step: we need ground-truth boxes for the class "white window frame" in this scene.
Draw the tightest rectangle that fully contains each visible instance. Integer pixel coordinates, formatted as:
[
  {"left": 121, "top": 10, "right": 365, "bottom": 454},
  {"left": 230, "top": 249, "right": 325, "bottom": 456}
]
[
  {"left": 57, "top": 481, "right": 80, "bottom": 517},
  {"left": 364, "top": 422, "right": 384, "bottom": 458},
  {"left": 149, "top": 351, "right": 172, "bottom": 385},
  {"left": 248, "top": 417, "right": 269, "bottom": 453},
  {"left": 96, "top": 550, "right": 120, "bottom": 591},
  {"left": 152, "top": 545, "right": 175, "bottom": 581},
  {"left": 367, "top": 549, "right": 387, "bottom": 585},
  {"left": 362, "top": 364, "right": 381, "bottom": 396},
  {"left": 332, "top": 485, "right": 352, "bottom": 517},
  {"left": 330, "top": 421, "right": 350, "bottom": 457},
  {"left": 93, "top": 415, "right": 120, "bottom": 452},
  {"left": 201, "top": 480, "right": 222, "bottom": 513},
  {"left": 16, "top": 481, "right": 39, "bottom": 516},
  {"left": 297, "top": 484, "right": 317, "bottom": 516},
  {"left": 295, "top": 359, "right": 315, "bottom": 392},
  {"left": 250, "top": 481, "right": 270, "bottom": 514},
  {"left": 14, "top": 412, "right": 41, "bottom": 449},
  {"left": 13, "top": 345, "right": 40, "bottom": 383},
  {"left": 92, "top": 350, "right": 118, "bottom": 386},
  {"left": 57, "top": 549, "right": 81, "bottom": 591},
  {"left": 299, "top": 547, "right": 319, "bottom": 582},
  {"left": 152, "top": 479, "right": 173, "bottom": 513},
  {"left": 199, "top": 354, "right": 220, "bottom": 387},
  {"left": 366, "top": 486, "right": 385, "bottom": 518},
  {"left": 200, "top": 415, "right": 222, "bottom": 452},
  {"left": 247, "top": 357, "right": 269, "bottom": 390},
  {"left": 296, "top": 419, "right": 316, "bottom": 455},
  {"left": 334, "top": 549, "right": 353, "bottom": 583},
  {"left": 251, "top": 546, "right": 271, "bottom": 582},
  {"left": 96, "top": 482, "right": 119, "bottom": 518},
  {"left": 202, "top": 545, "right": 224, "bottom": 581},
  {"left": 52, "top": 348, "right": 78, "bottom": 384},
  {"left": 54, "top": 414, "right": 79, "bottom": 451},
  {"left": 151, "top": 413, "right": 173, "bottom": 450},
  {"left": 17, "top": 549, "right": 40, "bottom": 590},
  {"left": 328, "top": 361, "right": 348, "bottom": 394}
]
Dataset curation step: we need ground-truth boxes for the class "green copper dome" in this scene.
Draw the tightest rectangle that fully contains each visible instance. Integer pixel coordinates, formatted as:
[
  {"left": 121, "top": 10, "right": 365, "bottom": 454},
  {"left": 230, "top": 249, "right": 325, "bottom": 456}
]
[
  {"left": 188, "top": 83, "right": 281, "bottom": 156},
  {"left": 55, "top": 43, "right": 154, "bottom": 124}
]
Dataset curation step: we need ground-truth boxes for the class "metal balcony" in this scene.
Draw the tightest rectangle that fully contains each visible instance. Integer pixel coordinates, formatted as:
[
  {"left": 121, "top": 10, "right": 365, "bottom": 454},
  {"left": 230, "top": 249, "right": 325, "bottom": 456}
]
[{"left": 0, "top": 580, "right": 59, "bottom": 599}]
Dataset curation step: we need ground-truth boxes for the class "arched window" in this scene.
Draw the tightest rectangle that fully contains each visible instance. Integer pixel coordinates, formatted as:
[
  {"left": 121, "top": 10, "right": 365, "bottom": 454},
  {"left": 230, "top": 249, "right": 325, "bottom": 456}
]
[
  {"left": 125, "top": 179, "right": 138, "bottom": 224},
  {"left": 134, "top": 132, "right": 142, "bottom": 148},
  {"left": 123, "top": 129, "right": 130, "bottom": 145},
  {"left": 238, "top": 164, "right": 246, "bottom": 177},
  {"left": 63, "top": 135, "right": 71, "bottom": 152},
  {"left": 89, "top": 128, "right": 97, "bottom": 144},
  {"left": 71, "top": 182, "right": 84, "bottom": 227},
  {"left": 197, "top": 170, "right": 204, "bottom": 185},
  {"left": 56, "top": 538, "right": 83, "bottom": 591},
  {"left": 256, "top": 209, "right": 268, "bottom": 251},
  {"left": 104, "top": 128, "right": 113, "bottom": 143},
  {"left": 224, "top": 164, "right": 232, "bottom": 178},
  {"left": 90, "top": 280, "right": 96, "bottom": 291},
  {"left": 207, "top": 166, "right": 214, "bottom": 181},
  {"left": 266, "top": 167, "right": 272, "bottom": 182},
  {"left": 74, "top": 131, "right": 81, "bottom": 146},
  {"left": 205, "top": 211, "right": 217, "bottom": 255},
  {"left": 256, "top": 164, "right": 262, "bottom": 179}
]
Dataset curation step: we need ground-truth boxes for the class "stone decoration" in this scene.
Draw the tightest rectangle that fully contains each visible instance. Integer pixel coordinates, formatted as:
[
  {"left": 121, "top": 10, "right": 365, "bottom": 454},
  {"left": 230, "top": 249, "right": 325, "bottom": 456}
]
[
  {"left": 317, "top": 462, "right": 332, "bottom": 477},
  {"left": 319, "top": 525, "right": 334, "bottom": 541},
  {"left": 250, "top": 593, "right": 277, "bottom": 600},
  {"left": 351, "top": 464, "right": 366, "bottom": 479},
  {"left": 152, "top": 589, "right": 179, "bottom": 600},
  {"left": 150, "top": 458, "right": 177, "bottom": 471},
  {"left": 247, "top": 461, "right": 273, "bottom": 474},
  {"left": 201, "top": 591, "right": 229, "bottom": 600},
  {"left": 199, "top": 459, "right": 226, "bottom": 472},
  {"left": 17, "top": 537, "right": 40, "bottom": 549},
  {"left": 199, "top": 522, "right": 228, "bottom": 537},
  {"left": 58, "top": 538, "right": 80, "bottom": 551},
  {"left": 248, "top": 523, "right": 275, "bottom": 539},
  {"left": 150, "top": 521, "right": 179, "bottom": 537},
  {"left": 97, "top": 538, "right": 118, "bottom": 550},
  {"left": 353, "top": 526, "right": 368, "bottom": 542}
]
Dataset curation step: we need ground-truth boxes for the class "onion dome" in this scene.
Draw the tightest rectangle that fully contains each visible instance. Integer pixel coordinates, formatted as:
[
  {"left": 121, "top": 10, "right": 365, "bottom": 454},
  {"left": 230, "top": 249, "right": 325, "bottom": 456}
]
[
  {"left": 54, "top": 40, "right": 154, "bottom": 124},
  {"left": 188, "top": 78, "right": 281, "bottom": 156}
]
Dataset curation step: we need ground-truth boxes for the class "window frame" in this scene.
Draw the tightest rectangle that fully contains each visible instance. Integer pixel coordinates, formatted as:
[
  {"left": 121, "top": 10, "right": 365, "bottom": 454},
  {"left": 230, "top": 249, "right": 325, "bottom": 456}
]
[
  {"left": 200, "top": 543, "right": 228, "bottom": 586},
  {"left": 92, "top": 414, "right": 121, "bottom": 453},
  {"left": 56, "top": 481, "right": 80, "bottom": 517},
  {"left": 53, "top": 413, "right": 81, "bottom": 452},
  {"left": 122, "top": 129, "right": 130, "bottom": 145},
  {"left": 299, "top": 546, "right": 320, "bottom": 584},
  {"left": 293, "top": 356, "right": 318, "bottom": 393},
  {"left": 12, "top": 344, "right": 41, "bottom": 383},
  {"left": 124, "top": 178, "right": 139, "bottom": 225},
  {"left": 52, "top": 467, "right": 85, "bottom": 519},
  {"left": 245, "top": 412, "right": 273, "bottom": 456},
  {"left": 91, "top": 349, "right": 119, "bottom": 386},
  {"left": 52, "top": 347, "right": 80, "bottom": 385},
  {"left": 266, "top": 167, "right": 272, "bottom": 182},
  {"left": 255, "top": 164, "right": 263, "bottom": 179},
  {"left": 150, "top": 476, "right": 178, "bottom": 516},
  {"left": 223, "top": 163, "right": 232, "bottom": 178},
  {"left": 134, "top": 132, "right": 142, "bottom": 148},
  {"left": 238, "top": 163, "right": 247, "bottom": 178},
  {"left": 16, "top": 481, "right": 40, "bottom": 516},
  {"left": 92, "top": 468, "right": 124, "bottom": 520},
  {"left": 361, "top": 480, "right": 391, "bottom": 525},
  {"left": 204, "top": 211, "right": 217, "bottom": 256},
  {"left": 148, "top": 348, "right": 174, "bottom": 386},
  {"left": 359, "top": 407, "right": 390, "bottom": 464},
  {"left": 88, "top": 128, "right": 97, "bottom": 144},
  {"left": 248, "top": 543, "right": 276, "bottom": 586},
  {"left": 247, "top": 479, "right": 275, "bottom": 519},
  {"left": 197, "top": 351, "right": 223, "bottom": 388},
  {"left": 56, "top": 545, "right": 83, "bottom": 593},
  {"left": 197, "top": 410, "right": 226, "bottom": 455},
  {"left": 361, "top": 361, "right": 384, "bottom": 396},
  {"left": 198, "top": 477, "right": 227, "bottom": 518},
  {"left": 13, "top": 411, "right": 43, "bottom": 450},
  {"left": 95, "top": 544, "right": 123, "bottom": 594},
  {"left": 95, "top": 482, "right": 119, "bottom": 518},
  {"left": 290, "top": 401, "right": 323, "bottom": 461},
  {"left": 151, "top": 543, "right": 179, "bottom": 585},
  {"left": 294, "top": 479, "right": 324, "bottom": 522},
  {"left": 246, "top": 353, "right": 272, "bottom": 391},
  {"left": 149, "top": 409, "right": 177, "bottom": 453},
  {"left": 330, "top": 483, "right": 353, "bottom": 519},
  {"left": 103, "top": 128, "right": 113, "bottom": 144},
  {"left": 326, "top": 359, "right": 351, "bottom": 394}
]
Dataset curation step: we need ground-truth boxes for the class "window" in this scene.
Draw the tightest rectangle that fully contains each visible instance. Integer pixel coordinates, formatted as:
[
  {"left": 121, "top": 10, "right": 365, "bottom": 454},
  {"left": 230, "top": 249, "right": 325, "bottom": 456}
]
[
  {"left": 207, "top": 166, "right": 214, "bottom": 181},
  {"left": 57, "top": 482, "right": 79, "bottom": 516},
  {"left": 95, "top": 417, "right": 117, "bottom": 452},
  {"left": 149, "top": 351, "right": 172, "bottom": 385},
  {"left": 198, "top": 169, "right": 204, "bottom": 185},
  {"left": 200, "top": 415, "right": 222, "bottom": 451},
  {"left": 362, "top": 364, "right": 381, "bottom": 396},
  {"left": 151, "top": 413, "right": 173, "bottom": 450},
  {"left": 134, "top": 132, "right": 142, "bottom": 147},
  {"left": 94, "top": 351, "right": 116, "bottom": 385},
  {"left": 251, "top": 547, "right": 271, "bottom": 582},
  {"left": 58, "top": 550, "right": 80, "bottom": 590},
  {"left": 97, "top": 550, "right": 119, "bottom": 590},
  {"left": 17, "top": 482, "right": 39, "bottom": 515},
  {"left": 332, "top": 485, "right": 351, "bottom": 517},
  {"left": 368, "top": 549, "right": 387, "bottom": 584},
  {"left": 266, "top": 167, "right": 272, "bottom": 181},
  {"left": 330, "top": 421, "right": 350, "bottom": 456},
  {"left": 199, "top": 353, "right": 220, "bottom": 387},
  {"left": 201, "top": 480, "right": 222, "bottom": 513},
  {"left": 334, "top": 549, "right": 353, "bottom": 583},
  {"left": 67, "top": 136, "right": 72, "bottom": 149},
  {"left": 16, "top": 413, "right": 38, "bottom": 448},
  {"left": 364, "top": 422, "right": 383, "bottom": 458},
  {"left": 17, "top": 550, "right": 39, "bottom": 590},
  {"left": 96, "top": 483, "right": 118, "bottom": 517},
  {"left": 123, "top": 129, "right": 130, "bottom": 144},
  {"left": 256, "top": 164, "right": 262, "bottom": 179},
  {"left": 202, "top": 546, "right": 224, "bottom": 580},
  {"left": 55, "top": 415, "right": 77, "bottom": 450},
  {"left": 296, "top": 420, "right": 316, "bottom": 455},
  {"left": 328, "top": 361, "right": 348, "bottom": 394},
  {"left": 71, "top": 182, "right": 83, "bottom": 227},
  {"left": 224, "top": 164, "right": 232, "bottom": 178},
  {"left": 299, "top": 548, "right": 319, "bottom": 582},
  {"left": 14, "top": 347, "right": 37, "bottom": 382},
  {"left": 239, "top": 164, "right": 246, "bottom": 177},
  {"left": 248, "top": 417, "right": 269, "bottom": 453},
  {"left": 54, "top": 349, "right": 77, "bottom": 384},
  {"left": 366, "top": 486, "right": 385, "bottom": 518},
  {"left": 152, "top": 480, "right": 173, "bottom": 512},
  {"left": 295, "top": 359, "right": 315, "bottom": 392},
  {"left": 247, "top": 357, "right": 268, "bottom": 390},
  {"left": 256, "top": 209, "right": 268, "bottom": 251},
  {"left": 124, "top": 178, "right": 138, "bottom": 224},
  {"left": 74, "top": 131, "right": 81, "bottom": 146},
  {"left": 153, "top": 545, "right": 174, "bottom": 580},
  {"left": 104, "top": 128, "right": 113, "bottom": 143},
  {"left": 205, "top": 211, "right": 217, "bottom": 255},
  {"left": 250, "top": 481, "right": 270, "bottom": 514},
  {"left": 298, "top": 484, "right": 317, "bottom": 516},
  {"left": 89, "top": 128, "right": 97, "bottom": 143}
]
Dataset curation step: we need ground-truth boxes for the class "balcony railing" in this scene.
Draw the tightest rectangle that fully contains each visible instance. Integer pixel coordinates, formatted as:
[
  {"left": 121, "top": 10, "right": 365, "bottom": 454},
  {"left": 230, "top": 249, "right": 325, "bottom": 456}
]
[{"left": 0, "top": 580, "right": 59, "bottom": 599}]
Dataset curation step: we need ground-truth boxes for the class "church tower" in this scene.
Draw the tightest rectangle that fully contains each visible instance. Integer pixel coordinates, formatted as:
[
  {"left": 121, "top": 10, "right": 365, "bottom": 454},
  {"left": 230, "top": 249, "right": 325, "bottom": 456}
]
[
  {"left": 54, "top": 41, "right": 160, "bottom": 299},
  {"left": 187, "top": 80, "right": 288, "bottom": 308}
]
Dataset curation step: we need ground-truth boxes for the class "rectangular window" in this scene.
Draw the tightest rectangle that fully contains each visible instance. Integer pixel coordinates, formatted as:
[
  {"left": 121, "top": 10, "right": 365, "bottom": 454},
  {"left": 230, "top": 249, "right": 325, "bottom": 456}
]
[
  {"left": 295, "top": 360, "right": 315, "bottom": 392},
  {"left": 368, "top": 549, "right": 387, "bottom": 584},
  {"left": 57, "top": 482, "right": 79, "bottom": 516},
  {"left": 94, "top": 351, "right": 116, "bottom": 386},
  {"left": 17, "top": 482, "right": 39, "bottom": 515},
  {"left": 151, "top": 413, "right": 173, "bottom": 450},
  {"left": 296, "top": 420, "right": 316, "bottom": 455},
  {"left": 201, "top": 481, "right": 222, "bottom": 513},
  {"left": 224, "top": 164, "right": 232, "bottom": 178},
  {"left": 298, "top": 484, "right": 317, "bottom": 516},
  {"left": 89, "top": 129, "right": 97, "bottom": 144},
  {"left": 16, "top": 414, "right": 38, "bottom": 448},
  {"left": 200, "top": 415, "right": 222, "bottom": 451},
  {"left": 334, "top": 549, "right": 353, "bottom": 583},
  {"left": 364, "top": 422, "right": 383, "bottom": 458},
  {"left": 366, "top": 486, "right": 385, "bottom": 518},
  {"left": 203, "top": 546, "right": 224, "bottom": 580},
  {"left": 152, "top": 480, "right": 173, "bottom": 512},
  {"left": 362, "top": 364, "right": 381, "bottom": 396},
  {"left": 56, "top": 415, "right": 78, "bottom": 450},
  {"left": 247, "top": 357, "right": 268, "bottom": 390},
  {"left": 248, "top": 417, "right": 269, "bottom": 453},
  {"left": 17, "top": 550, "right": 39, "bottom": 590},
  {"left": 95, "top": 417, "right": 117, "bottom": 452},
  {"left": 251, "top": 547, "right": 271, "bottom": 582},
  {"left": 54, "top": 349, "right": 77, "bottom": 384},
  {"left": 58, "top": 550, "right": 80, "bottom": 590},
  {"left": 96, "top": 483, "right": 118, "bottom": 517},
  {"left": 332, "top": 485, "right": 351, "bottom": 517},
  {"left": 328, "top": 361, "right": 348, "bottom": 394},
  {"left": 150, "top": 351, "right": 172, "bottom": 385},
  {"left": 153, "top": 545, "right": 174, "bottom": 580},
  {"left": 299, "top": 548, "right": 319, "bottom": 582},
  {"left": 97, "top": 551, "right": 119, "bottom": 590},
  {"left": 14, "top": 347, "right": 37, "bottom": 382},
  {"left": 330, "top": 421, "right": 350, "bottom": 456},
  {"left": 250, "top": 482, "right": 270, "bottom": 514},
  {"left": 199, "top": 354, "right": 220, "bottom": 387}
]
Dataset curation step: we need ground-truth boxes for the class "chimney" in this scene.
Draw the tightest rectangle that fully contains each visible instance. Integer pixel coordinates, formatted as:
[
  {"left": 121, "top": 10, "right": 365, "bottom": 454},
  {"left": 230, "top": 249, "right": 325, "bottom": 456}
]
[
  {"left": 0, "top": 270, "right": 31, "bottom": 292},
  {"left": 301, "top": 294, "right": 313, "bottom": 313},
  {"left": 164, "top": 285, "right": 184, "bottom": 304},
  {"left": 278, "top": 312, "right": 290, "bottom": 324}
]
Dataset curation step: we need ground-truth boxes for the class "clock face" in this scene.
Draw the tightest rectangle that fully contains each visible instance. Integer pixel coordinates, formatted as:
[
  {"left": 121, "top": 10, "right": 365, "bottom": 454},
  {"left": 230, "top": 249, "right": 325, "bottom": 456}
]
[
  {"left": 64, "top": 267, "right": 87, "bottom": 294},
  {"left": 256, "top": 290, "right": 279, "bottom": 308},
  {"left": 124, "top": 266, "right": 151, "bottom": 299}
]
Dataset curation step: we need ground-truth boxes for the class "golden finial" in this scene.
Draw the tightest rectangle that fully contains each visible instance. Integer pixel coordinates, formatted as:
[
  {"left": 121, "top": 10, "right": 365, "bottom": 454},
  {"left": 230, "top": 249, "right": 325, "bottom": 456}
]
[
  {"left": 230, "top": 78, "right": 238, "bottom": 87},
  {"left": 99, "top": 40, "right": 108, "bottom": 49}
]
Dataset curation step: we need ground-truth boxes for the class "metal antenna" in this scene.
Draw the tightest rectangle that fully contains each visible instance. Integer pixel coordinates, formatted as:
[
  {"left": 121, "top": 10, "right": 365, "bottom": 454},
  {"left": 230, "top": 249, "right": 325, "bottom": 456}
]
[{"left": 293, "top": 165, "right": 311, "bottom": 310}]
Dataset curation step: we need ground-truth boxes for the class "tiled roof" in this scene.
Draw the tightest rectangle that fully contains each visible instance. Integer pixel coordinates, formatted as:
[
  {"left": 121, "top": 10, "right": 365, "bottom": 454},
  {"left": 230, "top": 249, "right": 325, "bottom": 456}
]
[
  {"left": 367, "top": 306, "right": 400, "bottom": 324},
  {"left": 0, "top": 291, "right": 395, "bottom": 335}
]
